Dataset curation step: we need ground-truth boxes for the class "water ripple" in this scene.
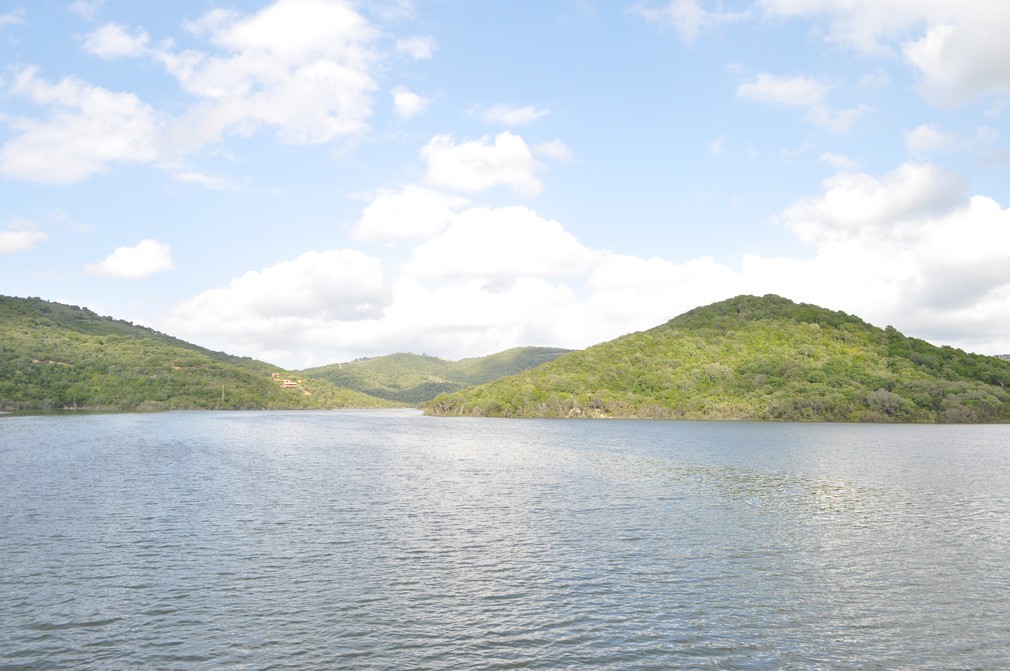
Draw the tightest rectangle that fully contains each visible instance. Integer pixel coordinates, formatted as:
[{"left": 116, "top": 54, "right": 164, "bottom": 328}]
[{"left": 2, "top": 412, "right": 1010, "bottom": 669}]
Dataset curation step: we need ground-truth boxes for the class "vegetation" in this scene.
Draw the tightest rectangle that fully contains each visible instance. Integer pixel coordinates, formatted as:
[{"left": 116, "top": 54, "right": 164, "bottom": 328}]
[
  {"left": 0, "top": 296, "right": 394, "bottom": 411},
  {"left": 425, "top": 294, "right": 1010, "bottom": 422},
  {"left": 9, "top": 292, "right": 1009, "bottom": 421},
  {"left": 300, "top": 347, "right": 572, "bottom": 404}
]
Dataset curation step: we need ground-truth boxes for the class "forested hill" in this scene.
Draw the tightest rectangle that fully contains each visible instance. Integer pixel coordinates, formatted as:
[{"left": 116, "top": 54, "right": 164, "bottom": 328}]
[
  {"left": 425, "top": 294, "right": 1010, "bottom": 422},
  {"left": 300, "top": 347, "right": 572, "bottom": 404},
  {"left": 0, "top": 295, "right": 393, "bottom": 411}
]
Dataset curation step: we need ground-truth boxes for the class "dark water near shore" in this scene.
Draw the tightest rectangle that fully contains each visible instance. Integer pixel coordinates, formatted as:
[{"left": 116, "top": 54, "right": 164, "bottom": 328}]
[{"left": 2, "top": 410, "right": 1009, "bottom": 670}]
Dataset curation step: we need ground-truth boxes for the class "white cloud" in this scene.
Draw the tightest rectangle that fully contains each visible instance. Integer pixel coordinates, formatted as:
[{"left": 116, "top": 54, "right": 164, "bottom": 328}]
[
  {"left": 0, "top": 229, "right": 48, "bottom": 254},
  {"left": 170, "top": 249, "right": 390, "bottom": 324},
  {"left": 157, "top": 238, "right": 729, "bottom": 366},
  {"left": 0, "top": 68, "right": 160, "bottom": 184},
  {"left": 86, "top": 239, "right": 175, "bottom": 279},
  {"left": 161, "top": 165, "right": 1010, "bottom": 368},
  {"left": 171, "top": 170, "right": 242, "bottom": 191},
  {"left": 818, "top": 152, "right": 859, "bottom": 170},
  {"left": 171, "top": 273, "right": 581, "bottom": 368},
  {"left": 777, "top": 161, "right": 966, "bottom": 245},
  {"left": 984, "top": 100, "right": 1006, "bottom": 118},
  {"left": 82, "top": 23, "right": 151, "bottom": 59},
  {"left": 859, "top": 68, "right": 891, "bottom": 89},
  {"left": 630, "top": 0, "right": 749, "bottom": 44},
  {"left": 0, "top": 9, "right": 25, "bottom": 28},
  {"left": 903, "top": 123, "right": 953, "bottom": 156},
  {"left": 737, "top": 73, "right": 869, "bottom": 132},
  {"left": 165, "top": 249, "right": 393, "bottom": 364},
  {"left": 391, "top": 85, "right": 431, "bottom": 120},
  {"left": 395, "top": 35, "right": 436, "bottom": 60},
  {"left": 708, "top": 136, "right": 725, "bottom": 154},
  {"left": 740, "top": 74, "right": 830, "bottom": 109},
  {"left": 68, "top": 1, "right": 105, "bottom": 20},
  {"left": 637, "top": 2, "right": 1009, "bottom": 107},
  {"left": 158, "top": 0, "right": 380, "bottom": 153},
  {"left": 757, "top": 0, "right": 951, "bottom": 54},
  {"left": 903, "top": 6, "right": 1010, "bottom": 105},
  {"left": 533, "top": 140, "right": 573, "bottom": 162},
  {"left": 479, "top": 103, "right": 550, "bottom": 126},
  {"left": 908, "top": 196, "right": 1010, "bottom": 309},
  {"left": 578, "top": 253, "right": 742, "bottom": 340},
  {"left": 378, "top": 276, "right": 581, "bottom": 359},
  {"left": 163, "top": 250, "right": 590, "bottom": 366},
  {"left": 404, "top": 205, "right": 600, "bottom": 280},
  {"left": 758, "top": 1, "right": 1010, "bottom": 106},
  {"left": 369, "top": 0, "right": 418, "bottom": 22},
  {"left": 352, "top": 186, "right": 468, "bottom": 241},
  {"left": 421, "top": 132, "right": 544, "bottom": 197},
  {"left": 766, "top": 165, "right": 1010, "bottom": 349},
  {"left": 737, "top": 248, "right": 917, "bottom": 329},
  {"left": 900, "top": 123, "right": 999, "bottom": 157}
]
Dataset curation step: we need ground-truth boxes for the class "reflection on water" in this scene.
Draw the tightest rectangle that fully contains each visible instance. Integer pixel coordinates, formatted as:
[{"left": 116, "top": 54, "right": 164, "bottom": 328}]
[{"left": 2, "top": 411, "right": 1009, "bottom": 670}]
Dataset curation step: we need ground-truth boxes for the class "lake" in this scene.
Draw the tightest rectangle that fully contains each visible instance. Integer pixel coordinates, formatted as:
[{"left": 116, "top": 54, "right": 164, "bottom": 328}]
[{"left": 2, "top": 410, "right": 1009, "bottom": 670}]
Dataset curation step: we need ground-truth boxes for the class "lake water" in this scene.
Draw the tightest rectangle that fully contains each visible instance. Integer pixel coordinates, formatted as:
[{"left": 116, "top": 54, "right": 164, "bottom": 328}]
[{"left": 2, "top": 410, "right": 1009, "bottom": 670}]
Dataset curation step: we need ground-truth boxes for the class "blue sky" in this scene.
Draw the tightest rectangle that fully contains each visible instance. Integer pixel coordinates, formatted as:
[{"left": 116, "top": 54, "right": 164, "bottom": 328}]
[{"left": 2, "top": 0, "right": 1009, "bottom": 368}]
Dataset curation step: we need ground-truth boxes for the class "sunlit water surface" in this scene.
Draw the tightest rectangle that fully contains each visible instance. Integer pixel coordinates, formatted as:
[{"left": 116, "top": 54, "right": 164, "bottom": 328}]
[{"left": 2, "top": 410, "right": 1009, "bottom": 670}]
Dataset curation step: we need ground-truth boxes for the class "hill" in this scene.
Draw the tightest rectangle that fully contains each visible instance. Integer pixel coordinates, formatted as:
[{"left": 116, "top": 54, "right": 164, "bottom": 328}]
[
  {"left": 424, "top": 295, "right": 1010, "bottom": 422},
  {"left": 300, "top": 347, "right": 572, "bottom": 404},
  {"left": 0, "top": 295, "right": 394, "bottom": 411}
]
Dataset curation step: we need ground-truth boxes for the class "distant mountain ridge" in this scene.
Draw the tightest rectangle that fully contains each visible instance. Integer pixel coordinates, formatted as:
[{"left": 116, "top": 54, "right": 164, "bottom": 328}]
[
  {"left": 0, "top": 294, "right": 569, "bottom": 412},
  {"left": 300, "top": 347, "right": 572, "bottom": 404},
  {"left": 8, "top": 293, "right": 1010, "bottom": 421},
  {"left": 0, "top": 295, "right": 392, "bottom": 411},
  {"left": 425, "top": 294, "right": 1010, "bottom": 422}
]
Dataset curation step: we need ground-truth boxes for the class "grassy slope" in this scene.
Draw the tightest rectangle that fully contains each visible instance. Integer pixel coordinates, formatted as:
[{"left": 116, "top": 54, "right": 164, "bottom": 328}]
[
  {"left": 0, "top": 295, "right": 395, "bottom": 411},
  {"left": 300, "top": 347, "right": 572, "bottom": 403},
  {"left": 425, "top": 295, "right": 1010, "bottom": 422}
]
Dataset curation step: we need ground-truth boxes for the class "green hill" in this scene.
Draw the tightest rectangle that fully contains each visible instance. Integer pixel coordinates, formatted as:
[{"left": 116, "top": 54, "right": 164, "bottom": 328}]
[
  {"left": 424, "top": 294, "right": 1010, "bottom": 422},
  {"left": 0, "top": 295, "right": 394, "bottom": 411},
  {"left": 300, "top": 347, "right": 572, "bottom": 404}
]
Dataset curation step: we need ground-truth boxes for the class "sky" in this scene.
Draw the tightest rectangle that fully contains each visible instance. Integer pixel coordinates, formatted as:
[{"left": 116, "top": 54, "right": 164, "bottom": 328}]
[{"left": 1, "top": 0, "right": 1009, "bottom": 369}]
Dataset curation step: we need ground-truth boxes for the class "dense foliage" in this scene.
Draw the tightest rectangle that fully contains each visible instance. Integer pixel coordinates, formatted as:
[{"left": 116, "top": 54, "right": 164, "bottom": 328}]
[
  {"left": 0, "top": 296, "right": 393, "bottom": 411},
  {"left": 425, "top": 295, "right": 1010, "bottom": 422},
  {"left": 300, "top": 347, "right": 571, "bottom": 403}
]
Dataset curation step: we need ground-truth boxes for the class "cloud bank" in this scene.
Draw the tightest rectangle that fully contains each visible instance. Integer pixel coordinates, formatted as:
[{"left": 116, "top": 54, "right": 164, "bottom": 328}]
[{"left": 162, "top": 124, "right": 1010, "bottom": 368}]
